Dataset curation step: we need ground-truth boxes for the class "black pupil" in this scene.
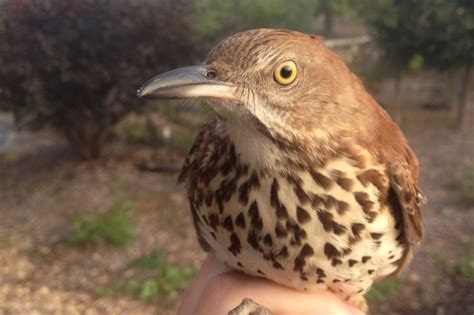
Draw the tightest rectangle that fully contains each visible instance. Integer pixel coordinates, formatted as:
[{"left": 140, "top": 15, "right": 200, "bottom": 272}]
[{"left": 280, "top": 65, "right": 293, "bottom": 79}]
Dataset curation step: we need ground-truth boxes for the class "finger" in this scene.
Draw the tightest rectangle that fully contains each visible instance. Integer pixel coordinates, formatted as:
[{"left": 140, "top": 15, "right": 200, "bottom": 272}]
[
  {"left": 193, "top": 271, "right": 365, "bottom": 315},
  {"left": 177, "top": 253, "right": 231, "bottom": 315}
]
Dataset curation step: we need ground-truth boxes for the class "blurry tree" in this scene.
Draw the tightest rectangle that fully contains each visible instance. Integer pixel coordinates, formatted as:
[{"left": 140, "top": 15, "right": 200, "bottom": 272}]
[
  {"left": 358, "top": 0, "right": 473, "bottom": 128},
  {"left": 193, "top": 0, "right": 317, "bottom": 49},
  {"left": 312, "top": 0, "right": 352, "bottom": 37},
  {"left": 0, "top": 0, "right": 198, "bottom": 159},
  {"left": 414, "top": 0, "right": 473, "bottom": 130},
  {"left": 356, "top": 0, "right": 425, "bottom": 124}
]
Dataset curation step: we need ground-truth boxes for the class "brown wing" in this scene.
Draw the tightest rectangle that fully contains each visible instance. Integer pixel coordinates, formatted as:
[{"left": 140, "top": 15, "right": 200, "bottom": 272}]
[{"left": 388, "top": 161, "right": 425, "bottom": 245}]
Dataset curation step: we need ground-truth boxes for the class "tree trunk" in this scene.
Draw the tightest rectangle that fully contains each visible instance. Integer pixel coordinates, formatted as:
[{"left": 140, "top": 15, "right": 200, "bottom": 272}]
[
  {"left": 66, "top": 127, "right": 103, "bottom": 160},
  {"left": 393, "top": 72, "right": 404, "bottom": 126},
  {"left": 323, "top": 9, "right": 333, "bottom": 37},
  {"left": 456, "top": 63, "right": 472, "bottom": 130}
]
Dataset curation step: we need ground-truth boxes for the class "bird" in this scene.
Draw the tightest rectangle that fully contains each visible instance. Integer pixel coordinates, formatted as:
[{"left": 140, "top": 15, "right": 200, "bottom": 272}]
[{"left": 138, "top": 29, "right": 425, "bottom": 312}]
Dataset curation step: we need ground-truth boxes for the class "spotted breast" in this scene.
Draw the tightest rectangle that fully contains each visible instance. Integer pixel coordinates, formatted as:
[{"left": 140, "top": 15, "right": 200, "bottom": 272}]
[{"left": 178, "top": 117, "right": 417, "bottom": 305}]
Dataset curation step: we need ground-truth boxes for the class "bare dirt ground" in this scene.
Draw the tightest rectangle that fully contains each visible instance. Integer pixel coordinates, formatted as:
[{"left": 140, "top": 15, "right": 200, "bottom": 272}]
[{"left": 0, "top": 105, "right": 473, "bottom": 314}]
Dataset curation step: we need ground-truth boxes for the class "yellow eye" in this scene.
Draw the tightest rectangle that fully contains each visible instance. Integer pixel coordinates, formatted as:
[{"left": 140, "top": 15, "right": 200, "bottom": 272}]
[{"left": 274, "top": 60, "right": 298, "bottom": 85}]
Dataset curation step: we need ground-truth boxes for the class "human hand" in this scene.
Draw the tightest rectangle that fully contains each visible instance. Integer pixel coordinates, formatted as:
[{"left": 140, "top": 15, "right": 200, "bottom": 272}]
[{"left": 178, "top": 253, "right": 365, "bottom": 315}]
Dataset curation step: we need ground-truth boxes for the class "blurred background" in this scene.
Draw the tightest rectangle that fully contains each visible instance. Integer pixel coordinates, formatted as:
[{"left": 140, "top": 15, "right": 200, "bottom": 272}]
[{"left": 0, "top": 0, "right": 472, "bottom": 314}]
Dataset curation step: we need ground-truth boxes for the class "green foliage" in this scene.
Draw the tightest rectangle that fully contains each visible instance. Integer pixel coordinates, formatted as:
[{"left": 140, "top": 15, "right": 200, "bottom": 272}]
[
  {"left": 366, "top": 279, "right": 402, "bottom": 301},
  {"left": 356, "top": 0, "right": 425, "bottom": 72},
  {"left": 454, "top": 254, "right": 474, "bottom": 281},
  {"left": 119, "top": 116, "right": 158, "bottom": 146},
  {"left": 70, "top": 201, "right": 136, "bottom": 247},
  {"left": 127, "top": 250, "right": 168, "bottom": 270},
  {"left": 0, "top": 0, "right": 198, "bottom": 159},
  {"left": 101, "top": 250, "right": 196, "bottom": 303},
  {"left": 457, "top": 164, "right": 474, "bottom": 204},
  {"left": 415, "top": 0, "right": 473, "bottom": 71},
  {"left": 0, "top": 234, "right": 11, "bottom": 249},
  {"left": 357, "top": 0, "right": 473, "bottom": 71},
  {"left": 454, "top": 243, "right": 474, "bottom": 281},
  {"left": 192, "top": 0, "right": 318, "bottom": 48}
]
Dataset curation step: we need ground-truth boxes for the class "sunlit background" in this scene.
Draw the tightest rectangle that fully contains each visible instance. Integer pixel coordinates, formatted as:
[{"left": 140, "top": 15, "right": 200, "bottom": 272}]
[{"left": 0, "top": 0, "right": 472, "bottom": 314}]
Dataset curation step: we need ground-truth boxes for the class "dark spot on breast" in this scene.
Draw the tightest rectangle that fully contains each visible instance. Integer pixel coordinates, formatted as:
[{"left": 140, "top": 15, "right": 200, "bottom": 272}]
[
  {"left": 238, "top": 171, "right": 260, "bottom": 205},
  {"left": 332, "top": 258, "right": 343, "bottom": 266},
  {"left": 354, "top": 191, "right": 374, "bottom": 213},
  {"left": 220, "top": 146, "right": 236, "bottom": 175},
  {"left": 300, "top": 244, "right": 315, "bottom": 257},
  {"left": 237, "top": 261, "right": 243, "bottom": 267},
  {"left": 337, "top": 200, "right": 350, "bottom": 215},
  {"left": 368, "top": 269, "right": 375, "bottom": 274},
  {"left": 235, "top": 212, "right": 246, "bottom": 229},
  {"left": 317, "top": 279, "right": 325, "bottom": 284},
  {"left": 270, "top": 178, "right": 280, "bottom": 208},
  {"left": 371, "top": 232, "right": 383, "bottom": 240},
  {"left": 276, "top": 203, "right": 289, "bottom": 219},
  {"left": 388, "top": 254, "right": 395, "bottom": 260},
  {"left": 322, "top": 195, "right": 338, "bottom": 209},
  {"left": 310, "top": 193, "right": 324, "bottom": 208},
  {"left": 348, "top": 259, "right": 358, "bottom": 267},
  {"left": 332, "top": 222, "right": 346, "bottom": 235},
  {"left": 316, "top": 267, "right": 326, "bottom": 278},
  {"left": 257, "top": 269, "right": 265, "bottom": 275},
  {"left": 263, "top": 233, "right": 273, "bottom": 247},
  {"left": 273, "top": 261, "right": 284, "bottom": 270},
  {"left": 293, "top": 256, "right": 306, "bottom": 272},
  {"left": 223, "top": 215, "right": 233, "bottom": 231},
  {"left": 248, "top": 200, "right": 263, "bottom": 230},
  {"left": 247, "top": 229, "right": 260, "bottom": 250},
  {"left": 332, "top": 279, "right": 341, "bottom": 283},
  {"left": 310, "top": 171, "right": 334, "bottom": 190},
  {"left": 324, "top": 242, "right": 341, "bottom": 259},
  {"left": 296, "top": 206, "right": 311, "bottom": 224},
  {"left": 337, "top": 177, "right": 354, "bottom": 191},
  {"left": 362, "top": 256, "right": 372, "bottom": 263},
  {"left": 208, "top": 213, "right": 219, "bottom": 231},
  {"left": 351, "top": 223, "right": 365, "bottom": 236},
  {"left": 275, "top": 222, "right": 288, "bottom": 238},
  {"left": 238, "top": 182, "right": 250, "bottom": 205},
  {"left": 317, "top": 210, "right": 347, "bottom": 235},
  {"left": 205, "top": 192, "right": 214, "bottom": 207},
  {"left": 301, "top": 275, "right": 308, "bottom": 281},
  {"left": 228, "top": 233, "right": 241, "bottom": 256},
  {"left": 278, "top": 246, "right": 289, "bottom": 258},
  {"left": 287, "top": 175, "right": 310, "bottom": 205}
]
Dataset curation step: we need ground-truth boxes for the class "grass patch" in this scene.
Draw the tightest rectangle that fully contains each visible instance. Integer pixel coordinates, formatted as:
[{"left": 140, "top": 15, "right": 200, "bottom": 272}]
[
  {"left": 366, "top": 279, "right": 402, "bottom": 301},
  {"left": 454, "top": 243, "right": 474, "bottom": 281},
  {"left": 0, "top": 234, "right": 11, "bottom": 248},
  {"left": 456, "top": 164, "right": 474, "bottom": 205},
  {"left": 70, "top": 201, "right": 136, "bottom": 247},
  {"left": 454, "top": 255, "right": 474, "bottom": 281},
  {"left": 100, "top": 250, "right": 196, "bottom": 304}
]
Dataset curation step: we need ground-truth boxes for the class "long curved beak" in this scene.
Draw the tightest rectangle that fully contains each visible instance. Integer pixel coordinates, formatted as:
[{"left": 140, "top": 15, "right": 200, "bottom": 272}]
[{"left": 137, "top": 65, "right": 237, "bottom": 100}]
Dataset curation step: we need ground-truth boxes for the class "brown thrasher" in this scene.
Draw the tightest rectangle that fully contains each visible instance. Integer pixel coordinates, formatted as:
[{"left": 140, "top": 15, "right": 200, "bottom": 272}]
[{"left": 138, "top": 29, "right": 425, "bottom": 312}]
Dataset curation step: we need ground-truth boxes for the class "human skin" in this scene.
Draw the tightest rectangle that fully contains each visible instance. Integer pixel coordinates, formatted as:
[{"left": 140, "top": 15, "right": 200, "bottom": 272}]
[{"left": 178, "top": 253, "right": 365, "bottom": 315}]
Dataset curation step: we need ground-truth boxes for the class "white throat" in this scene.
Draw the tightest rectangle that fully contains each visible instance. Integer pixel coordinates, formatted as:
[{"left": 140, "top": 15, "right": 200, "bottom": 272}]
[{"left": 221, "top": 116, "right": 283, "bottom": 171}]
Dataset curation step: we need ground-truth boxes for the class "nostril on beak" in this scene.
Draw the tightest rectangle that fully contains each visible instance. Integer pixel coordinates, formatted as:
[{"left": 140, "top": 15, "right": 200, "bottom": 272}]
[{"left": 205, "top": 69, "right": 217, "bottom": 79}]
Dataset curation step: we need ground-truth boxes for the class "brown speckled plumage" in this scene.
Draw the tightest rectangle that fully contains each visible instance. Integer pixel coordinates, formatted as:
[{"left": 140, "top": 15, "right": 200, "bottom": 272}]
[{"left": 140, "top": 29, "right": 425, "bottom": 312}]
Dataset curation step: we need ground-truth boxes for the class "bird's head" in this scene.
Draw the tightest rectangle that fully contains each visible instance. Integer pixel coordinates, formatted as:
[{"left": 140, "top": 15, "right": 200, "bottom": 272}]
[{"left": 139, "top": 29, "right": 376, "bottom": 153}]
